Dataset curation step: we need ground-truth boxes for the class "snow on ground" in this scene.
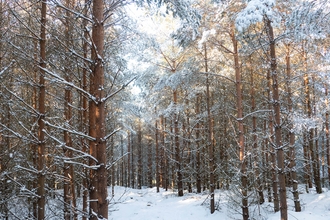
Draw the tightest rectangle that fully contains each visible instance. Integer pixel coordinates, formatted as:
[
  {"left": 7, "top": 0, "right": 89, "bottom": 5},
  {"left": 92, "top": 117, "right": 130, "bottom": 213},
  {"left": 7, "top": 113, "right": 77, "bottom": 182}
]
[
  {"left": 107, "top": 186, "right": 330, "bottom": 220},
  {"left": 108, "top": 186, "right": 225, "bottom": 220}
]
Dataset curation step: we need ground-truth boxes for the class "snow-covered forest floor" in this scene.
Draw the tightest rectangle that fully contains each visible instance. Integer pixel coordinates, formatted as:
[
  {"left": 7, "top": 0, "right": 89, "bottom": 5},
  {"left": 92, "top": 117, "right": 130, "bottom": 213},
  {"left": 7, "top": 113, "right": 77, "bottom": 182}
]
[
  {"left": 107, "top": 185, "right": 330, "bottom": 220},
  {"left": 8, "top": 184, "right": 330, "bottom": 219}
]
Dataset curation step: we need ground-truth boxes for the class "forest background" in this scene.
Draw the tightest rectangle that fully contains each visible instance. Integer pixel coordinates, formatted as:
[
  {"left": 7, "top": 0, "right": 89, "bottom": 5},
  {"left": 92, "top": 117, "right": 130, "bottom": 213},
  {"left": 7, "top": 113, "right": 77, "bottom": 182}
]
[{"left": 0, "top": 0, "right": 330, "bottom": 219}]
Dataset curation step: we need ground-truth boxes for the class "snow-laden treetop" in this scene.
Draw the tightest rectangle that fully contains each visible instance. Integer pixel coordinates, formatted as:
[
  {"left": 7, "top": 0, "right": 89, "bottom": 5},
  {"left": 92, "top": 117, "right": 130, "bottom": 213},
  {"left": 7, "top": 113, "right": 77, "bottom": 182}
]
[{"left": 235, "top": 0, "right": 278, "bottom": 32}]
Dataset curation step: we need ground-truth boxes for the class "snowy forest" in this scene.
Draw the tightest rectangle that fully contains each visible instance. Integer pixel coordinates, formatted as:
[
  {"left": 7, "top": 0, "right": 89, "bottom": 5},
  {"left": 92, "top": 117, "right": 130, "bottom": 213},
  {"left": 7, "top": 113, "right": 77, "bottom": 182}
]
[{"left": 1, "top": 0, "right": 330, "bottom": 219}]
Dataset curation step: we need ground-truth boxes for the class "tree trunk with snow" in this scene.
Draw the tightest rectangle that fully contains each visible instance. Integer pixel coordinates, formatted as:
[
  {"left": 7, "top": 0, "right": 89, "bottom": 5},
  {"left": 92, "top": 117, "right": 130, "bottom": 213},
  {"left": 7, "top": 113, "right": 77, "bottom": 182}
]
[
  {"left": 37, "top": 1, "right": 47, "bottom": 219},
  {"left": 231, "top": 30, "right": 249, "bottom": 220},
  {"left": 89, "top": 0, "right": 108, "bottom": 218},
  {"left": 266, "top": 18, "right": 288, "bottom": 220},
  {"left": 285, "top": 43, "right": 301, "bottom": 212}
]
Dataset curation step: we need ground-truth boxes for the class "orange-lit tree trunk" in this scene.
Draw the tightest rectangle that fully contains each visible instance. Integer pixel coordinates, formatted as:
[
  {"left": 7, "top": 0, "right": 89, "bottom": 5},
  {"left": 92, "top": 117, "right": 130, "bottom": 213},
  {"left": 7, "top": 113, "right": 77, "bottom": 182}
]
[
  {"left": 148, "top": 137, "right": 153, "bottom": 188},
  {"left": 285, "top": 43, "right": 301, "bottom": 212},
  {"left": 155, "top": 116, "right": 160, "bottom": 192},
  {"left": 266, "top": 18, "right": 287, "bottom": 220},
  {"left": 248, "top": 57, "right": 264, "bottom": 205},
  {"left": 137, "top": 119, "right": 142, "bottom": 189},
  {"left": 63, "top": 1, "right": 76, "bottom": 219},
  {"left": 89, "top": 0, "right": 108, "bottom": 218},
  {"left": 160, "top": 116, "right": 168, "bottom": 191},
  {"left": 311, "top": 74, "right": 322, "bottom": 193},
  {"left": 203, "top": 43, "right": 215, "bottom": 213},
  {"left": 302, "top": 46, "right": 313, "bottom": 191},
  {"left": 325, "top": 83, "right": 330, "bottom": 187},
  {"left": 231, "top": 30, "right": 248, "bottom": 219},
  {"left": 173, "top": 89, "right": 183, "bottom": 196},
  {"left": 127, "top": 131, "right": 131, "bottom": 188},
  {"left": 81, "top": 0, "right": 89, "bottom": 218},
  {"left": 37, "top": 1, "right": 47, "bottom": 219},
  {"left": 195, "top": 94, "right": 202, "bottom": 194},
  {"left": 267, "top": 52, "right": 279, "bottom": 213},
  {"left": 32, "top": 39, "right": 38, "bottom": 219}
]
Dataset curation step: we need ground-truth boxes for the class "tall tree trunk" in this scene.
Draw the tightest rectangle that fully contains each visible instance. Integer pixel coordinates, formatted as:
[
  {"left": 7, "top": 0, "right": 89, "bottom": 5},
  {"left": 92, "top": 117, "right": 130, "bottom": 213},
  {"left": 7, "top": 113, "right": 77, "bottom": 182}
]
[
  {"left": 204, "top": 43, "right": 215, "bottom": 213},
  {"left": 302, "top": 46, "right": 313, "bottom": 191},
  {"left": 325, "top": 83, "right": 330, "bottom": 188},
  {"left": 195, "top": 94, "right": 202, "bottom": 194},
  {"left": 81, "top": 1, "right": 89, "bottom": 219},
  {"left": 249, "top": 57, "right": 264, "bottom": 205},
  {"left": 173, "top": 89, "right": 183, "bottom": 196},
  {"left": 311, "top": 74, "right": 322, "bottom": 193},
  {"left": 89, "top": 0, "right": 108, "bottom": 218},
  {"left": 32, "top": 39, "right": 38, "bottom": 220},
  {"left": 161, "top": 116, "right": 168, "bottom": 191},
  {"left": 322, "top": 128, "right": 325, "bottom": 187},
  {"left": 63, "top": 1, "right": 76, "bottom": 218},
  {"left": 37, "top": 1, "right": 47, "bottom": 219},
  {"left": 266, "top": 18, "right": 287, "bottom": 220},
  {"left": 231, "top": 30, "right": 248, "bottom": 219},
  {"left": 127, "top": 131, "right": 131, "bottom": 188},
  {"left": 121, "top": 136, "right": 124, "bottom": 186},
  {"left": 110, "top": 137, "right": 115, "bottom": 198},
  {"left": 263, "top": 119, "right": 272, "bottom": 203},
  {"left": 148, "top": 137, "right": 153, "bottom": 188},
  {"left": 267, "top": 68, "right": 279, "bottom": 211},
  {"left": 131, "top": 134, "right": 135, "bottom": 188},
  {"left": 285, "top": 43, "right": 301, "bottom": 212},
  {"left": 155, "top": 117, "right": 160, "bottom": 192},
  {"left": 138, "top": 119, "right": 142, "bottom": 189}
]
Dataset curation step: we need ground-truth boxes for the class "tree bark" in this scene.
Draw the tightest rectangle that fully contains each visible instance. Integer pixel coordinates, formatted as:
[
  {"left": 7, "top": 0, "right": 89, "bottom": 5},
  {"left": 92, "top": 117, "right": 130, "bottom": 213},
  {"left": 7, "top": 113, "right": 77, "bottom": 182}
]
[
  {"left": 63, "top": 1, "right": 76, "bottom": 218},
  {"left": 37, "top": 1, "right": 47, "bottom": 219},
  {"left": 325, "top": 83, "right": 330, "bottom": 188},
  {"left": 173, "top": 89, "right": 183, "bottom": 196},
  {"left": 127, "top": 131, "right": 131, "bottom": 188},
  {"left": 148, "top": 137, "right": 153, "bottom": 188},
  {"left": 89, "top": 0, "right": 108, "bottom": 218},
  {"left": 311, "top": 74, "right": 322, "bottom": 194},
  {"left": 266, "top": 18, "right": 288, "bottom": 220},
  {"left": 302, "top": 46, "right": 313, "bottom": 191},
  {"left": 231, "top": 30, "right": 248, "bottom": 219},
  {"left": 155, "top": 117, "right": 160, "bottom": 192},
  {"left": 204, "top": 43, "right": 215, "bottom": 213},
  {"left": 161, "top": 116, "right": 168, "bottom": 191},
  {"left": 267, "top": 51, "right": 279, "bottom": 213},
  {"left": 195, "top": 94, "right": 202, "bottom": 194},
  {"left": 81, "top": 1, "right": 89, "bottom": 219},
  {"left": 285, "top": 43, "right": 301, "bottom": 212},
  {"left": 249, "top": 56, "right": 264, "bottom": 205},
  {"left": 138, "top": 119, "right": 142, "bottom": 189}
]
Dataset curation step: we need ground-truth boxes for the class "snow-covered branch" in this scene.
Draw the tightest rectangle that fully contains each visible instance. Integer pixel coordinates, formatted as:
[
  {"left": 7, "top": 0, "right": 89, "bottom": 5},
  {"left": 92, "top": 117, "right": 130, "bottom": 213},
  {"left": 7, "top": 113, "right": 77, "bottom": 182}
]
[
  {"left": 63, "top": 160, "right": 100, "bottom": 170},
  {"left": 43, "top": 129, "right": 98, "bottom": 163},
  {"left": 198, "top": 72, "right": 235, "bottom": 83},
  {"left": 106, "top": 152, "right": 129, "bottom": 170},
  {"left": 0, "top": 61, "right": 14, "bottom": 77},
  {"left": 40, "top": 66, "right": 96, "bottom": 103},
  {"left": 231, "top": 109, "right": 273, "bottom": 121},
  {"left": 44, "top": 120, "right": 96, "bottom": 141},
  {"left": 101, "top": 76, "right": 137, "bottom": 102},
  {"left": 235, "top": 0, "right": 279, "bottom": 32},
  {"left": 51, "top": 0, "right": 93, "bottom": 23},
  {"left": 0, "top": 122, "right": 37, "bottom": 144},
  {"left": 4, "top": 87, "right": 39, "bottom": 116},
  {"left": 102, "top": 128, "right": 121, "bottom": 141}
]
